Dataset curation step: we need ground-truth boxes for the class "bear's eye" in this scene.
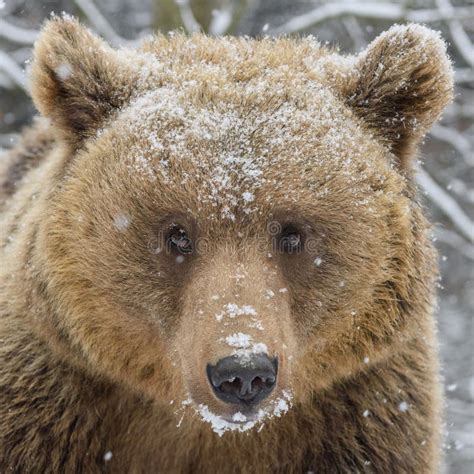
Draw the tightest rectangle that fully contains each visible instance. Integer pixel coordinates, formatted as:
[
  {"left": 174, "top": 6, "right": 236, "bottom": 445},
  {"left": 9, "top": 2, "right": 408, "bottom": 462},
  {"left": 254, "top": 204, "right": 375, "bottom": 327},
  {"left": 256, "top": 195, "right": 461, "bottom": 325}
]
[
  {"left": 166, "top": 225, "right": 193, "bottom": 255},
  {"left": 279, "top": 225, "right": 303, "bottom": 254}
]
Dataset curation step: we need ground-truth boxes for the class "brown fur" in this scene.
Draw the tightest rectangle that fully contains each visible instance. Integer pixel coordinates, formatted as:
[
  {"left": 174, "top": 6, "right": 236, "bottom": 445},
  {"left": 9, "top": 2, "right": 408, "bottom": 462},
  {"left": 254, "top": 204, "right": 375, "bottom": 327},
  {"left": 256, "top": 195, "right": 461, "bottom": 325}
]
[{"left": 0, "top": 17, "right": 453, "bottom": 473}]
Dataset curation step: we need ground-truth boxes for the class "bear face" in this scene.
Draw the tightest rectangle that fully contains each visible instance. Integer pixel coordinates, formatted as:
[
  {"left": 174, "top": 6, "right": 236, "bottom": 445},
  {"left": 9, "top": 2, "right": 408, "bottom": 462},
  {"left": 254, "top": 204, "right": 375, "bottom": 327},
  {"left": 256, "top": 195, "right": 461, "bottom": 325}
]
[{"left": 29, "top": 17, "right": 453, "bottom": 434}]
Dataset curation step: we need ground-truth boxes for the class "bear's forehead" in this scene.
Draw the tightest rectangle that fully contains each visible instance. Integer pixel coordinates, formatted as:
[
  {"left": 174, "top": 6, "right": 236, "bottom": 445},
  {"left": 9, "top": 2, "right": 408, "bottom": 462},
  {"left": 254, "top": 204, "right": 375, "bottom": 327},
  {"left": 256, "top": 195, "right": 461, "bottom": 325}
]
[
  {"left": 104, "top": 37, "right": 387, "bottom": 222},
  {"left": 112, "top": 96, "right": 385, "bottom": 222}
]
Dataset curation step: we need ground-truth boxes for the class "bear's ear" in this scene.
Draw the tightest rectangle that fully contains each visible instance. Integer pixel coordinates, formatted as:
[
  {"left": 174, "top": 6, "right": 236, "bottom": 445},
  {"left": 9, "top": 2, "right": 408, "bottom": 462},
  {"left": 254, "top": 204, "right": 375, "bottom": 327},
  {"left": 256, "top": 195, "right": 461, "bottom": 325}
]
[
  {"left": 344, "top": 24, "right": 454, "bottom": 169},
  {"left": 30, "top": 16, "right": 136, "bottom": 146}
]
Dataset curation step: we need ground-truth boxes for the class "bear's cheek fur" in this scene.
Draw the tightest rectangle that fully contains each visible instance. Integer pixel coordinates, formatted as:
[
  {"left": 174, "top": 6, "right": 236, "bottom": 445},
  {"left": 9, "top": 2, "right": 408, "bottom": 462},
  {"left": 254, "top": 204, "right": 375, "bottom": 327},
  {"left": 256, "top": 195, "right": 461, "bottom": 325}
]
[{"left": 36, "top": 171, "right": 187, "bottom": 404}]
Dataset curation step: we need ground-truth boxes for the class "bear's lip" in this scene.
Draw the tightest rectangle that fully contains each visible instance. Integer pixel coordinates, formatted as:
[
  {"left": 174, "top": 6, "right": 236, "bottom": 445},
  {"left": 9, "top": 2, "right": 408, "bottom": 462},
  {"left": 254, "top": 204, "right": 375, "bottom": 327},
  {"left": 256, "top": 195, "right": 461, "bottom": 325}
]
[
  {"left": 189, "top": 390, "right": 293, "bottom": 436},
  {"left": 220, "top": 408, "right": 261, "bottom": 424},
  {"left": 187, "top": 396, "right": 267, "bottom": 424}
]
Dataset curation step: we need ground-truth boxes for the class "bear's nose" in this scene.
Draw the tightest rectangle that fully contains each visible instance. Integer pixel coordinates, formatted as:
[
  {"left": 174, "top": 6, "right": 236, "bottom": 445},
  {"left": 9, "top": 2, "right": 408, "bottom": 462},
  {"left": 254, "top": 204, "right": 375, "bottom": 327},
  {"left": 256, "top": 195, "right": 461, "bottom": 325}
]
[{"left": 206, "top": 354, "right": 277, "bottom": 406}]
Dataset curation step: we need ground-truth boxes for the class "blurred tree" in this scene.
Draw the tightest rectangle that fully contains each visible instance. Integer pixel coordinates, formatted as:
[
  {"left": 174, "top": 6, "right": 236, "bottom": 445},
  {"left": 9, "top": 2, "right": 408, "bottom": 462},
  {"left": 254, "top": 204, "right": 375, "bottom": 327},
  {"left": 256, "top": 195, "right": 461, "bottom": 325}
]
[
  {"left": 152, "top": 0, "right": 248, "bottom": 34},
  {"left": 153, "top": 0, "right": 183, "bottom": 32}
]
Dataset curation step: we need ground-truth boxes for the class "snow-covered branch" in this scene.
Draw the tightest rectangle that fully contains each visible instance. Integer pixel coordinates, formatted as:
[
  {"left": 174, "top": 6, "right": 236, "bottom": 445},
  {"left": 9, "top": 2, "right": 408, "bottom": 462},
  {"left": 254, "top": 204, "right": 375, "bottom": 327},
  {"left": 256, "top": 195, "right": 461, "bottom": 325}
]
[
  {"left": 174, "top": 0, "right": 201, "bottom": 33},
  {"left": 0, "top": 71, "right": 13, "bottom": 89},
  {"left": 0, "top": 133, "right": 19, "bottom": 148},
  {"left": 209, "top": 4, "right": 234, "bottom": 35},
  {"left": 435, "top": 0, "right": 474, "bottom": 67},
  {"left": 0, "top": 50, "right": 27, "bottom": 92},
  {"left": 430, "top": 124, "right": 474, "bottom": 167},
  {"left": 270, "top": 2, "right": 474, "bottom": 35},
  {"left": 342, "top": 16, "right": 366, "bottom": 50},
  {"left": 435, "top": 227, "right": 474, "bottom": 261},
  {"left": 0, "top": 18, "right": 39, "bottom": 45},
  {"left": 0, "top": 2, "right": 129, "bottom": 47},
  {"left": 73, "top": 0, "right": 128, "bottom": 46},
  {"left": 417, "top": 168, "right": 473, "bottom": 243},
  {"left": 455, "top": 68, "right": 474, "bottom": 84}
]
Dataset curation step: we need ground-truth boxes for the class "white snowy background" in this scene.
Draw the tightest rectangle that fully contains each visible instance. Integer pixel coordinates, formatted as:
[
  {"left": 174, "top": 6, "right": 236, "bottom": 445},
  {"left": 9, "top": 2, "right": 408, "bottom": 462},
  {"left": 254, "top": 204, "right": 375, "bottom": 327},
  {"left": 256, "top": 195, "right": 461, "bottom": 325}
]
[{"left": 0, "top": 0, "right": 472, "bottom": 472}]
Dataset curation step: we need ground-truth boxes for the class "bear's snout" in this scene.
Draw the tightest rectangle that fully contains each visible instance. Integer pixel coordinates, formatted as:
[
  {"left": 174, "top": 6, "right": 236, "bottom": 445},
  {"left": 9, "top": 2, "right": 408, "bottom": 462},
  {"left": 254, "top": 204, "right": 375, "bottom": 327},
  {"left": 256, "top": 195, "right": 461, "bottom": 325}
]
[{"left": 206, "top": 354, "right": 277, "bottom": 407}]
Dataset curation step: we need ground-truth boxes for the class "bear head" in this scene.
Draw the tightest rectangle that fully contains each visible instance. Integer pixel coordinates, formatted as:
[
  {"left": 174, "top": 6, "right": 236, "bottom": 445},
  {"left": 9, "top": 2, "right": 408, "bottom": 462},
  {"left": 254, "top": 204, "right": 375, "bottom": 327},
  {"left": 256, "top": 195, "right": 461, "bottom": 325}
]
[{"left": 29, "top": 16, "right": 453, "bottom": 434}]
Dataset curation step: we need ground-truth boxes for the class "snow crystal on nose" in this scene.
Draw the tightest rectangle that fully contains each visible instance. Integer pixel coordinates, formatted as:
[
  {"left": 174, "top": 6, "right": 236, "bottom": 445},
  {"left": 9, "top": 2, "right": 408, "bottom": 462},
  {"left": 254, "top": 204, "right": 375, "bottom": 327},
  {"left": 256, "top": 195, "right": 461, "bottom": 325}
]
[
  {"left": 215, "top": 303, "right": 257, "bottom": 322},
  {"left": 222, "top": 332, "right": 269, "bottom": 364},
  {"left": 224, "top": 332, "right": 252, "bottom": 349},
  {"left": 232, "top": 412, "right": 247, "bottom": 422},
  {"left": 215, "top": 303, "right": 264, "bottom": 332}
]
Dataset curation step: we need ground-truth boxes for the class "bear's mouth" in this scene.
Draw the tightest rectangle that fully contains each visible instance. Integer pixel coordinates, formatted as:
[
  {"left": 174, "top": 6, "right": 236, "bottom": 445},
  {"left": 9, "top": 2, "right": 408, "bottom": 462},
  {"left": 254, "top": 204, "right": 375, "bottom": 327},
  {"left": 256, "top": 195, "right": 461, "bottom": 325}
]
[
  {"left": 219, "top": 409, "right": 260, "bottom": 424},
  {"left": 190, "top": 390, "right": 293, "bottom": 436}
]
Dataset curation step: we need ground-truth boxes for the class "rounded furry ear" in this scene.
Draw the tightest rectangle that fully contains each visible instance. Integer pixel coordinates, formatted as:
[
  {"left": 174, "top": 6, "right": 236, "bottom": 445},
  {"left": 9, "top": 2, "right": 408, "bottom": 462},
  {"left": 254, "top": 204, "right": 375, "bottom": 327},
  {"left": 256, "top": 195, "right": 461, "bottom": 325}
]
[
  {"left": 345, "top": 24, "right": 454, "bottom": 169},
  {"left": 30, "top": 16, "right": 137, "bottom": 147}
]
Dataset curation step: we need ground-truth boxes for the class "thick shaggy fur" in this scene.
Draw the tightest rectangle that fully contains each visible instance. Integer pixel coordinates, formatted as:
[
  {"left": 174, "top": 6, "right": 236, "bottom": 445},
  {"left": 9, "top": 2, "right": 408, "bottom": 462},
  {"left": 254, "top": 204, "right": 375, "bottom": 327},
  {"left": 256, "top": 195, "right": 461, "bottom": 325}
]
[{"left": 0, "top": 17, "right": 453, "bottom": 473}]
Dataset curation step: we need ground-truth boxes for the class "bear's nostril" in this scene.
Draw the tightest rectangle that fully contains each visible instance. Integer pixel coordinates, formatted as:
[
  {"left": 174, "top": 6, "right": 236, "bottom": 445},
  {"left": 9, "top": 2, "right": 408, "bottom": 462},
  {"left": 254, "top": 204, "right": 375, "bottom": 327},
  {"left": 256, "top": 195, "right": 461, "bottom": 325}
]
[
  {"left": 251, "top": 375, "right": 273, "bottom": 393},
  {"left": 219, "top": 378, "right": 242, "bottom": 395},
  {"left": 207, "top": 354, "right": 277, "bottom": 407}
]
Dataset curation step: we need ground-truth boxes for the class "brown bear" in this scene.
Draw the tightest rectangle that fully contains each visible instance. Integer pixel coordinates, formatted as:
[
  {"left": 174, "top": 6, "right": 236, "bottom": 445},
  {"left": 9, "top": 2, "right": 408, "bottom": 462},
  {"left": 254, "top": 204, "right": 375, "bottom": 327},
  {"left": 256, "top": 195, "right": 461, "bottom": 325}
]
[{"left": 0, "top": 16, "right": 453, "bottom": 473}]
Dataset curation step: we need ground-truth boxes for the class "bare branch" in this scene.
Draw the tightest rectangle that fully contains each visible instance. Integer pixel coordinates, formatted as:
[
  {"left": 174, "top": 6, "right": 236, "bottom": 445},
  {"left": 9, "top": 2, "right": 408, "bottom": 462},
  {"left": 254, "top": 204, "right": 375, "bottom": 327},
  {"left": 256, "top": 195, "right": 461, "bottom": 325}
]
[
  {"left": 0, "top": 18, "right": 39, "bottom": 45},
  {"left": 0, "top": 50, "right": 28, "bottom": 92},
  {"left": 74, "top": 0, "right": 128, "bottom": 46},
  {"left": 269, "top": 2, "right": 474, "bottom": 35},
  {"left": 417, "top": 168, "right": 473, "bottom": 243}
]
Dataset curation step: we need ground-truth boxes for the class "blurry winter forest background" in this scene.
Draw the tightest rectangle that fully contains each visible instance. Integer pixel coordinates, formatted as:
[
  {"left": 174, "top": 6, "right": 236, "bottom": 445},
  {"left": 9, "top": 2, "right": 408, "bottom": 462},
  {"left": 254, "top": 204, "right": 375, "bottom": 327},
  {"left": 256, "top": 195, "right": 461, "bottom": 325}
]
[{"left": 0, "top": 0, "right": 472, "bottom": 472}]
